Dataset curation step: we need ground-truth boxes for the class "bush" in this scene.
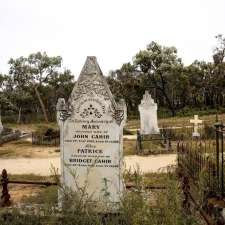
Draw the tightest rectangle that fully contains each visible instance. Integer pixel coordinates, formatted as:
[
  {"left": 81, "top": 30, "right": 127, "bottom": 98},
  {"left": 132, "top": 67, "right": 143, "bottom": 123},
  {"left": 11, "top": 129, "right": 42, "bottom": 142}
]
[
  {"left": 202, "top": 124, "right": 215, "bottom": 139},
  {"left": 0, "top": 172, "right": 200, "bottom": 225}
]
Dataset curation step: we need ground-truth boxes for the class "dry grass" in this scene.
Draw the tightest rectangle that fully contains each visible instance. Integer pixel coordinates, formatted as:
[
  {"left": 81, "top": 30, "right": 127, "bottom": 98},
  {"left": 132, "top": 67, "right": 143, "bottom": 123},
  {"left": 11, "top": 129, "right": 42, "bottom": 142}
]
[
  {"left": 1, "top": 137, "right": 173, "bottom": 158},
  {"left": 123, "top": 138, "right": 176, "bottom": 155},
  {"left": 123, "top": 140, "right": 137, "bottom": 155},
  {"left": 0, "top": 139, "right": 59, "bottom": 158},
  {"left": 158, "top": 113, "right": 225, "bottom": 127},
  {"left": 9, "top": 184, "right": 43, "bottom": 205},
  {"left": 126, "top": 113, "right": 225, "bottom": 129},
  {"left": 5, "top": 113, "right": 224, "bottom": 132},
  {"left": 2, "top": 113, "right": 222, "bottom": 159},
  {"left": 9, "top": 172, "right": 170, "bottom": 207},
  {"left": 5, "top": 122, "right": 58, "bottom": 133},
  {"left": 6, "top": 174, "right": 58, "bottom": 205}
]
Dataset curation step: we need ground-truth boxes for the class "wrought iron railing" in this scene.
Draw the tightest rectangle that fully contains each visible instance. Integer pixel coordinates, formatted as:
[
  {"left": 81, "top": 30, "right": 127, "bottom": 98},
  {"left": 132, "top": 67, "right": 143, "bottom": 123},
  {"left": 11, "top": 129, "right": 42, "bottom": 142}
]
[{"left": 178, "top": 123, "right": 225, "bottom": 197}]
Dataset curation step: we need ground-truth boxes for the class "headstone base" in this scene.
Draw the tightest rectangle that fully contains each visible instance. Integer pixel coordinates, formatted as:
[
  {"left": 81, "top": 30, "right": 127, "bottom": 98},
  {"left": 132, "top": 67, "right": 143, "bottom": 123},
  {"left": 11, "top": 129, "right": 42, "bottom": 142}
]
[{"left": 192, "top": 132, "right": 200, "bottom": 137}]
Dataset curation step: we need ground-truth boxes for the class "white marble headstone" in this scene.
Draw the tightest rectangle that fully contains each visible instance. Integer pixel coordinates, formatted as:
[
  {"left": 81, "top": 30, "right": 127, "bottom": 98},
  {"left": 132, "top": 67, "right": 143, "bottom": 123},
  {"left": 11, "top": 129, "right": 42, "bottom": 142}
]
[
  {"left": 138, "top": 91, "right": 159, "bottom": 135},
  {"left": 57, "top": 56, "right": 126, "bottom": 210}
]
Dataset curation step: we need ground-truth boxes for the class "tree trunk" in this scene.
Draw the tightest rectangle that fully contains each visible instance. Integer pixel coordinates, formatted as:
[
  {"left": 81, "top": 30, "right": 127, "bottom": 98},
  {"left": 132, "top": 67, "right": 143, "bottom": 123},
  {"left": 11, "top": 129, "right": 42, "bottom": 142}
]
[
  {"left": 161, "top": 90, "right": 176, "bottom": 117},
  {"left": 34, "top": 85, "right": 49, "bottom": 122},
  {"left": 17, "top": 107, "right": 21, "bottom": 124}
]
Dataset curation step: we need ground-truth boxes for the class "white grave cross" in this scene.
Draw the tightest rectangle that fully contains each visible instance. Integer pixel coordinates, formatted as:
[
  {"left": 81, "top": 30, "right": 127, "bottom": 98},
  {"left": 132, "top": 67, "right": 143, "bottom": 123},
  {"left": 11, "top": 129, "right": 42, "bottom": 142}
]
[{"left": 190, "top": 115, "right": 202, "bottom": 137}]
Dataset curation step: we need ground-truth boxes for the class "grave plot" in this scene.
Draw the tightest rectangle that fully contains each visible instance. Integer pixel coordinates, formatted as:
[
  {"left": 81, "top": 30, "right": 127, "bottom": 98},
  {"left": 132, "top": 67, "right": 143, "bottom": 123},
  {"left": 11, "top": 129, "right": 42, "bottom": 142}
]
[
  {"left": 31, "top": 128, "right": 60, "bottom": 146},
  {"left": 0, "top": 57, "right": 200, "bottom": 225},
  {"left": 178, "top": 122, "right": 225, "bottom": 224},
  {"left": 1, "top": 170, "right": 202, "bottom": 225},
  {"left": 0, "top": 139, "right": 59, "bottom": 158}
]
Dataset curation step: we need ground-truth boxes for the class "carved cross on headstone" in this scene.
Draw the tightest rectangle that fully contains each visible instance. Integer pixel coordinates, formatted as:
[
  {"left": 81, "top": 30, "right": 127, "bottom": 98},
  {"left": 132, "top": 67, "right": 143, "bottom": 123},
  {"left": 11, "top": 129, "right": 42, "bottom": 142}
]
[{"left": 190, "top": 115, "right": 202, "bottom": 137}]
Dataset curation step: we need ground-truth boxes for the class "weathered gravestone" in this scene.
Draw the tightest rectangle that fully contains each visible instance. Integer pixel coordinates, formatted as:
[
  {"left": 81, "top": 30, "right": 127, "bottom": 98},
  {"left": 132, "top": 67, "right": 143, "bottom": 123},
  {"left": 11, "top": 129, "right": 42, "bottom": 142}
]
[
  {"left": 138, "top": 91, "right": 159, "bottom": 135},
  {"left": 57, "top": 56, "right": 126, "bottom": 210}
]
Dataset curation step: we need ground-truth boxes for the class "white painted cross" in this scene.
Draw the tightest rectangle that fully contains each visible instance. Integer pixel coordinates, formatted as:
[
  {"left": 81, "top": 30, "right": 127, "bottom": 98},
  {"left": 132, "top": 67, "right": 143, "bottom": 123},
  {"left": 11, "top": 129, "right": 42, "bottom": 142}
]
[{"left": 190, "top": 115, "right": 202, "bottom": 137}]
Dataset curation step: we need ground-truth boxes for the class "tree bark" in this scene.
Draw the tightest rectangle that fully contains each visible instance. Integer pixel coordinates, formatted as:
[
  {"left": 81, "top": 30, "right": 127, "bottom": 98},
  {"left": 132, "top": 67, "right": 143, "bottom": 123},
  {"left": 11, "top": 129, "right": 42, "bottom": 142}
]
[
  {"left": 149, "top": 71, "right": 176, "bottom": 116},
  {"left": 34, "top": 85, "right": 49, "bottom": 122},
  {"left": 17, "top": 107, "right": 21, "bottom": 124}
]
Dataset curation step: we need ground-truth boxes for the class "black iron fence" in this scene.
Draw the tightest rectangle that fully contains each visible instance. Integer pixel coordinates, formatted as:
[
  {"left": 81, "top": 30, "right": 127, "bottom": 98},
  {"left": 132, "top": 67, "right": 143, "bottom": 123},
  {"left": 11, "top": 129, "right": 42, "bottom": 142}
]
[
  {"left": 0, "top": 169, "right": 166, "bottom": 207},
  {"left": 0, "top": 169, "right": 58, "bottom": 207},
  {"left": 178, "top": 122, "right": 225, "bottom": 197},
  {"left": 31, "top": 132, "right": 60, "bottom": 146}
]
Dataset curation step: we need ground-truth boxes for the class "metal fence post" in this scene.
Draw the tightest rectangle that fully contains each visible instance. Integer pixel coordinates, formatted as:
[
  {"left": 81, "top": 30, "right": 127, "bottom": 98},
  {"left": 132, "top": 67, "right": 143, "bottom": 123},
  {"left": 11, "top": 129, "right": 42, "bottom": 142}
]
[
  {"left": 221, "top": 124, "right": 224, "bottom": 196},
  {"left": 215, "top": 122, "right": 220, "bottom": 193},
  {"left": 1, "top": 169, "right": 10, "bottom": 207}
]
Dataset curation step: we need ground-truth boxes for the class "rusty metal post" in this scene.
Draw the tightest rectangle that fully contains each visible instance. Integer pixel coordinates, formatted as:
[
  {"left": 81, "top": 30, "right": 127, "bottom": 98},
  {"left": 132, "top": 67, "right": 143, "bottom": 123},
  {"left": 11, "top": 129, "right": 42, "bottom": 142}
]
[
  {"left": 182, "top": 176, "right": 191, "bottom": 215},
  {"left": 136, "top": 130, "right": 142, "bottom": 155},
  {"left": 221, "top": 124, "right": 224, "bottom": 196},
  {"left": 177, "top": 142, "right": 180, "bottom": 166},
  {"left": 215, "top": 122, "right": 220, "bottom": 193},
  {"left": 168, "top": 137, "right": 172, "bottom": 150},
  {"left": 1, "top": 169, "right": 10, "bottom": 207}
]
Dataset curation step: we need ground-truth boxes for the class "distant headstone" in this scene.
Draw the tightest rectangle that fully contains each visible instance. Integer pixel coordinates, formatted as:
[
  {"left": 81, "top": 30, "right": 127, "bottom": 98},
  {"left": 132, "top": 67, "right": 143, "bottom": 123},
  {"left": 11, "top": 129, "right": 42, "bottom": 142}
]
[
  {"left": 57, "top": 56, "right": 126, "bottom": 210},
  {"left": 0, "top": 114, "right": 3, "bottom": 135},
  {"left": 190, "top": 115, "right": 202, "bottom": 137},
  {"left": 138, "top": 91, "right": 159, "bottom": 135}
]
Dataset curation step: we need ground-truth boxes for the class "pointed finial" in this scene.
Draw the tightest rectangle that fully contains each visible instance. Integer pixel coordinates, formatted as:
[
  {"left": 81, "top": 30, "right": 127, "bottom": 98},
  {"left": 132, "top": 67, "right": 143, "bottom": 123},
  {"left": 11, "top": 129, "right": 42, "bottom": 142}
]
[{"left": 80, "top": 56, "right": 102, "bottom": 76}]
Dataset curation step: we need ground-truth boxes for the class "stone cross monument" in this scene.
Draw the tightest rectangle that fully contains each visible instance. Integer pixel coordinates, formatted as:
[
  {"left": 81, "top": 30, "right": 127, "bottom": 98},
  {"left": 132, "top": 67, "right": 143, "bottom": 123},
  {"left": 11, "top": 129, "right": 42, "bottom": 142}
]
[
  {"left": 190, "top": 115, "right": 202, "bottom": 137},
  {"left": 138, "top": 91, "right": 159, "bottom": 135},
  {"left": 57, "top": 56, "right": 126, "bottom": 210}
]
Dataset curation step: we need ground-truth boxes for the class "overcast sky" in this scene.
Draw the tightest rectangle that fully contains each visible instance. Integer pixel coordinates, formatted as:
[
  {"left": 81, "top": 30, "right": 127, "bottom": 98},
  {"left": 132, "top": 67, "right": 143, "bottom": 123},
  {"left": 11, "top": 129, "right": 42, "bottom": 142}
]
[{"left": 1, "top": 0, "right": 225, "bottom": 78}]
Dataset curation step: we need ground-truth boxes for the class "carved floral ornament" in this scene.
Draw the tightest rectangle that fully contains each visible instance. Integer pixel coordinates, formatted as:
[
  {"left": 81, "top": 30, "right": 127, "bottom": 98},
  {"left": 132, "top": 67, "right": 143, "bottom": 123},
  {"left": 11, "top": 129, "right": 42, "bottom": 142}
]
[
  {"left": 56, "top": 56, "right": 126, "bottom": 125},
  {"left": 57, "top": 99, "right": 125, "bottom": 125},
  {"left": 80, "top": 104, "right": 103, "bottom": 119},
  {"left": 140, "top": 91, "right": 156, "bottom": 107},
  {"left": 71, "top": 77, "right": 110, "bottom": 101}
]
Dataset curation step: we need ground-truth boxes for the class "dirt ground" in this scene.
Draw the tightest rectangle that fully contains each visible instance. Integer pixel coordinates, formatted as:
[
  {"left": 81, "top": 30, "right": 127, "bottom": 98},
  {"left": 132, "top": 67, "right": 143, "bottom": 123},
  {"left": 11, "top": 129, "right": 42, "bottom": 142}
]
[
  {"left": 0, "top": 139, "right": 60, "bottom": 158},
  {"left": 8, "top": 184, "right": 42, "bottom": 205}
]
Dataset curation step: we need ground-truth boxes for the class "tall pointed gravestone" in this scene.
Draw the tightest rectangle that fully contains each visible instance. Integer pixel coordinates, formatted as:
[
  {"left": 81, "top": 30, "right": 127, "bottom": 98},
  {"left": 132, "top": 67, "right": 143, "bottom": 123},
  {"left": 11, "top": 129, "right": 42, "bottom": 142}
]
[
  {"left": 138, "top": 91, "right": 159, "bottom": 135},
  {"left": 57, "top": 57, "right": 126, "bottom": 210}
]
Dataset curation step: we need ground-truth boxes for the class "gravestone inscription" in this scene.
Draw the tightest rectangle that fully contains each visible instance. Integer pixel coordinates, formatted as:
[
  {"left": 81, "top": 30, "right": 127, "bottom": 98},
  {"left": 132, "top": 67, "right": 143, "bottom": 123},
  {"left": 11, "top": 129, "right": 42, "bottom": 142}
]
[{"left": 57, "top": 56, "right": 126, "bottom": 209}]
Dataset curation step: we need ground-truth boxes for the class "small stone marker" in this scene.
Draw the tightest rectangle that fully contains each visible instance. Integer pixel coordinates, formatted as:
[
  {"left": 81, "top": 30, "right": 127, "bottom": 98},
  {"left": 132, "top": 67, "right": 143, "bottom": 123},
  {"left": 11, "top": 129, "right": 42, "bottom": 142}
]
[
  {"left": 138, "top": 91, "right": 159, "bottom": 135},
  {"left": 57, "top": 56, "right": 126, "bottom": 210},
  {"left": 190, "top": 115, "right": 202, "bottom": 137}
]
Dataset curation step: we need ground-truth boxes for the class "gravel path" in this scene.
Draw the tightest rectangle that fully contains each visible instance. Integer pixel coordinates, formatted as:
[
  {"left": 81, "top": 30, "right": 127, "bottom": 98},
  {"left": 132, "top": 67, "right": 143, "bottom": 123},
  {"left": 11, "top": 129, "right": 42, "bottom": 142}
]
[{"left": 0, "top": 154, "right": 177, "bottom": 175}]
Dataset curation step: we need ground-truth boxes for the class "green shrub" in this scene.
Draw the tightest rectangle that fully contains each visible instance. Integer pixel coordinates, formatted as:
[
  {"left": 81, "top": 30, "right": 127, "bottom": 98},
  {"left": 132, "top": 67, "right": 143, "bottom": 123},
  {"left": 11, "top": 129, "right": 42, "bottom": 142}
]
[{"left": 0, "top": 172, "right": 200, "bottom": 225}]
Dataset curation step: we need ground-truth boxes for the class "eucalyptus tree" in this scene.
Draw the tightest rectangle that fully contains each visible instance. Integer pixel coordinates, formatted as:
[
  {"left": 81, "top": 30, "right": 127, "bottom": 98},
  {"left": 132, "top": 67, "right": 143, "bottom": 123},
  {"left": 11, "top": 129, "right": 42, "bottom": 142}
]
[
  {"left": 212, "top": 34, "right": 225, "bottom": 106},
  {"left": 8, "top": 52, "right": 62, "bottom": 122},
  {"left": 133, "top": 41, "right": 187, "bottom": 116},
  {"left": 107, "top": 62, "right": 144, "bottom": 116}
]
